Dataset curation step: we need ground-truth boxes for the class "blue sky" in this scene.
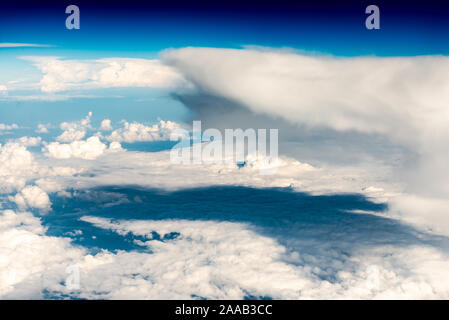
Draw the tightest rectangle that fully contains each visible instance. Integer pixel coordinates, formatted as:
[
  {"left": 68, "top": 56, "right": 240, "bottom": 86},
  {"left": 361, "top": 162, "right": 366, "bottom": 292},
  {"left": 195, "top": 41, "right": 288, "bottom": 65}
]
[{"left": 1, "top": 0, "right": 449, "bottom": 55}]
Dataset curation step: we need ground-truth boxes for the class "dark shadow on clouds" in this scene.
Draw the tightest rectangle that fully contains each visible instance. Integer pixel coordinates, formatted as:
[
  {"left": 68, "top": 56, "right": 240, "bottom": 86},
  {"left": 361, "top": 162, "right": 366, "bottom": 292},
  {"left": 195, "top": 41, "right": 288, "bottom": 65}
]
[
  {"left": 173, "top": 93, "right": 411, "bottom": 169},
  {"left": 43, "top": 186, "right": 449, "bottom": 258}
]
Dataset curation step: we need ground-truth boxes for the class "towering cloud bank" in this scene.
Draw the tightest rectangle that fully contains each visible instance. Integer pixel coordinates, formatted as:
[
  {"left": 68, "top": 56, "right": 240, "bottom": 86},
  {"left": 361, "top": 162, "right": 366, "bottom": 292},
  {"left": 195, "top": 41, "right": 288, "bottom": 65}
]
[
  {"left": 163, "top": 48, "right": 449, "bottom": 149},
  {"left": 163, "top": 47, "right": 449, "bottom": 233}
]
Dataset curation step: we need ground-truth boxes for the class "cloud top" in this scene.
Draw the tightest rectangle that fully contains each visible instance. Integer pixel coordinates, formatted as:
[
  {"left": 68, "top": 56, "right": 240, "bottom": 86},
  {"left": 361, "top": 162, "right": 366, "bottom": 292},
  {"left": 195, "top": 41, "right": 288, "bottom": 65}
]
[
  {"left": 163, "top": 48, "right": 449, "bottom": 149},
  {"left": 22, "top": 56, "right": 187, "bottom": 93}
]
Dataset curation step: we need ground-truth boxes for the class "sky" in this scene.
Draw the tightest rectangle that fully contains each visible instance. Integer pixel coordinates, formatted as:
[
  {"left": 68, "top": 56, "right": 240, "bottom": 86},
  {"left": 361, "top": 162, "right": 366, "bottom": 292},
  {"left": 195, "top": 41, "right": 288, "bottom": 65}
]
[
  {"left": 2, "top": 0, "right": 449, "bottom": 55},
  {"left": 2, "top": 0, "right": 449, "bottom": 299}
]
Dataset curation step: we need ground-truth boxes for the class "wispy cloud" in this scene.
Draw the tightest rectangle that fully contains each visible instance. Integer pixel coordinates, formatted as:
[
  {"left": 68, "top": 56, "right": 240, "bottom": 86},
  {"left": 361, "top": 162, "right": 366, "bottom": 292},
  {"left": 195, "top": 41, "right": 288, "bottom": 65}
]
[{"left": 0, "top": 43, "right": 52, "bottom": 48}]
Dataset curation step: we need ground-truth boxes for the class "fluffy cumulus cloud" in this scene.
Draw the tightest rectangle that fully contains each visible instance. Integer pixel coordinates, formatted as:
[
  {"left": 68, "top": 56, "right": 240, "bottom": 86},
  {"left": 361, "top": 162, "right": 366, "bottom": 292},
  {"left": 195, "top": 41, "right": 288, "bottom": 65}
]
[
  {"left": 105, "top": 120, "right": 181, "bottom": 143},
  {"left": 57, "top": 130, "right": 86, "bottom": 143},
  {"left": 0, "top": 138, "right": 88, "bottom": 212},
  {"left": 13, "top": 136, "right": 42, "bottom": 147},
  {"left": 22, "top": 56, "right": 187, "bottom": 93},
  {"left": 10, "top": 186, "right": 51, "bottom": 212},
  {"left": 100, "top": 119, "right": 112, "bottom": 131},
  {"left": 0, "top": 210, "right": 85, "bottom": 298},
  {"left": 0, "top": 142, "right": 38, "bottom": 193},
  {"left": 0, "top": 143, "right": 35, "bottom": 176},
  {"left": 56, "top": 112, "right": 92, "bottom": 143},
  {"left": 44, "top": 136, "right": 109, "bottom": 160}
]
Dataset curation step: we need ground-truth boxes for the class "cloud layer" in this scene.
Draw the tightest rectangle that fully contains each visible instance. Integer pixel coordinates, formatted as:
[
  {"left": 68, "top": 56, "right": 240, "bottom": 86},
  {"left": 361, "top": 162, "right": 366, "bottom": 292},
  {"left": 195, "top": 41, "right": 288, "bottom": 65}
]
[
  {"left": 3, "top": 205, "right": 449, "bottom": 299},
  {"left": 22, "top": 56, "right": 187, "bottom": 93},
  {"left": 163, "top": 48, "right": 449, "bottom": 149}
]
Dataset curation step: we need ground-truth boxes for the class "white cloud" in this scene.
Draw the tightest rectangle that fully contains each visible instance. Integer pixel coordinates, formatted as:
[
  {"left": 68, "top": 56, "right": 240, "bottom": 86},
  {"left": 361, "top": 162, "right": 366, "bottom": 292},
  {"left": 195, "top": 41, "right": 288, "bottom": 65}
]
[
  {"left": 108, "top": 141, "right": 124, "bottom": 152},
  {"left": 11, "top": 186, "right": 51, "bottom": 212},
  {"left": 0, "top": 85, "right": 7, "bottom": 96},
  {"left": 22, "top": 56, "right": 187, "bottom": 93},
  {"left": 56, "top": 130, "right": 86, "bottom": 143},
  {"left": 105, "top": 120, "right": 181, "bottom": 143},
  {"left": 95, "top": 58, "right": 185, "bottom": 89},
  {"left": 73, "top": 216, "right": 449, "bottom": 299},
  {"left": 388, "top": 195, "right": 449, "bottom": 236},
  {"left": 0, "top": 210, "right": 85, "bottom": 298},
  {"left": 35, "top": 179, "right": 64, "bottom": 193},
  {"left": 0, "top": 43, "right": 51, "bottom": 48},
  {"left": 0, "top": 138, "right": 86, "bottom": 199},
  {"left": 100, "top": 119, "right": 112, "bottom": 131},
  {"left": 163, "top": 48, "right": 449, "bottom": 145},
  {"left": 56, "top": 112, "right": 92, "bottom": 143},
  {"left": 47, "top": 144, "right": 393, "bottom": 200},
  {"left": 14, "top": 136, "right": 42, "bottom": 147},
  {"left": 1, "top": 93, "right": 102, "bottom": 102},
  {"left": 45, "top": 136, "right": 108, "bottom": 160},
  {"left": 4, "top": 208, "right": 449, "bottom": 299},
  {"left": 0, "top": 143, "right": 38, "bottom": 193},
  {"left": 49, "top": 166, "right": 84, "bottom": 177},
  {"left": 0, "top": 131, "right": 448, "bottom": 299},
  {"left": 60, "top": 112, "right": 92, "bottom": 131},
  {"left": 36, "top": 124, "right": 49, "bottom": 133}
]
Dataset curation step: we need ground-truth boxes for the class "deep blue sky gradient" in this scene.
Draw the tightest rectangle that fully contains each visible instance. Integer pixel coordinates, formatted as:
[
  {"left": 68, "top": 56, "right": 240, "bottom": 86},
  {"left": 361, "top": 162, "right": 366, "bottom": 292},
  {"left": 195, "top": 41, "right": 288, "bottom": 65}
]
[{"left": 1, "top": 0, "right": 449, "bottom": 56}]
